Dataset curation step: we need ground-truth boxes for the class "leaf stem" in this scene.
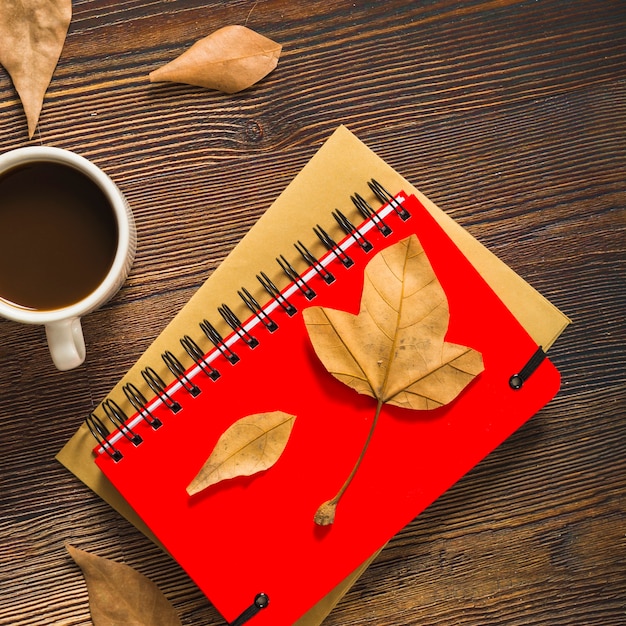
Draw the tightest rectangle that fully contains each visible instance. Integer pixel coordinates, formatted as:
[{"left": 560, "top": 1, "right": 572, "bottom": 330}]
[{"left": 314, "top": 399, "right": 384, "bottom": 525}]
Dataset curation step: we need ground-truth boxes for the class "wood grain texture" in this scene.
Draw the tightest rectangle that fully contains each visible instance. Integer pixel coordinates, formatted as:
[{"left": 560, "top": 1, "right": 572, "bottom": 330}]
[{"left": 0, "top": 1, "right": 624, "bottom": 624}]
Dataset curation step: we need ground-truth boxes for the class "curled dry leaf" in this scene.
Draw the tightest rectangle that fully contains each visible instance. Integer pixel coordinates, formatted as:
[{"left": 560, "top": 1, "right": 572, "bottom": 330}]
[
  {"left": 66, "top": 543, "right": 182, "bottom": 626},
  {"left": 187, "top": 411, "right": 296, "bottom": 495},
  {"left": 0, "top": 0, "right": 72, "bottom": 138},
  {"left": 149, "top": 25, "right": 281, "bottom": 94},
  {"left": 303, "top": 234, "right": 484, "bottom": 525}
]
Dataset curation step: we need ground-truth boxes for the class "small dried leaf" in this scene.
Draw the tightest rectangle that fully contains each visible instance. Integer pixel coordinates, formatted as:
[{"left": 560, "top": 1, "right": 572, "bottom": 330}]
[
  {"left": 304, "top": 235, "right": 484, "bottom": 410},
  {"left": 187, "top": 411, "right": 296, "bottom": 495},
  {"left": 66, "top": 543, "right": 182, "bottom": 626},
  {"left": 149, "top": 25, "right": 281, "bottom": 94},
  {"left": 0, "top": 0, "right": 72, "bottom": 138}
]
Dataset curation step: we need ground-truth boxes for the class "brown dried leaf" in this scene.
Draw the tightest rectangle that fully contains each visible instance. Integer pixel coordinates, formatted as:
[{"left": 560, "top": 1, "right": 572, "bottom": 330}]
[
  {"left": 187, "top": 411, "right": 296, "bottom": 495},
  {"left": 0, "top": 0, "right": 72, "bottom": 138},
  {"left": 149, "top": 25, "right": 281, "bottom": 94},
  {"left": 304, "top": 235, "right": 484, "bottom": 525},
  {"left": 66, "top": 544, "right": 182, "bottom": 626},
  {"left": 303, "top": 234, "right": 484, "bottom": 410}
]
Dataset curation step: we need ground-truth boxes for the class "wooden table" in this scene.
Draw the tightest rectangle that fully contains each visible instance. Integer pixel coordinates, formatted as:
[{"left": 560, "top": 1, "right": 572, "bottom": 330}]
[{"left": 1, "top": 1, "right": 624, "bottom": 624}]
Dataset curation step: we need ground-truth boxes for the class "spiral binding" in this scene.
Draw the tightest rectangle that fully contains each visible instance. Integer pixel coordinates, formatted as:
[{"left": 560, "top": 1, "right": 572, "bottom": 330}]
[
  {"left": 218, "top": 304, "right": 260, "bottom": 349},
  {"left": 369, "top": 179, "right": 411, "bottom": 220},
  {"left": 509, "top": 345, "right": 546, "bottom": 389},
  {"left": 276, "top": 255, "right": 316, "bottom": 300},
  {"left": 123, "top": 382, "right": 163, "bottom": 429},
  {"left": 200, "top": 319, "right": 241, "bottom": 364},
  {"left": 313, "top": 224, "right": 354, "bottom": 268},
  {"left": 294, "top": 240, "right": 335, "bottom": 285},
  {"left": 257, "top": 271, "right": 297, "bottom": 316},
  {"left": 238, "top": 287, "right": 279, "bottom": 332},
  {"left": 103, "top": 399, "right": 143, "bottom": 446},
  {"left": 181, "top": 334, "right": 222, "bottom": 380},
  {"left": 333, "top": 209, "right": 373, "bottom": 252},
  {"left": 351, "top": 192, "right": 392, "bottom": 236},
  {"left": 142, "top": 366, "right": 182, "bottom": 413},
  {"left": 88, "top": 180, "right": 411, "bottom": 462},
  {"left": 162, "top": 350, "right": 202, "bottom": 397},
  {"left": 86, "top": 413, "right": 123, "bottom": 462}
]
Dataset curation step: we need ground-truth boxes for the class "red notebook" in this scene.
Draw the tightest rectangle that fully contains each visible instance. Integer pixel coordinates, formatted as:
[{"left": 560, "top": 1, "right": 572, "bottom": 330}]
[{"left": 89, "top": 186, "right": 560, "bottom": 625}]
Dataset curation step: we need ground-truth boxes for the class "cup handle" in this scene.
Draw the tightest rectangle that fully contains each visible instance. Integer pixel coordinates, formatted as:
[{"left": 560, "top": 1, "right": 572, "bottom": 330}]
[{"left": 45, "top": 318, "right": 86, "bottom": 370}]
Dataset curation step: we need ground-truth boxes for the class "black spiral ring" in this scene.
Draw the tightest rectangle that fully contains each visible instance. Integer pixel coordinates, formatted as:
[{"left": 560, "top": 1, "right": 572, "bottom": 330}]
[
  {"left": 123, "top": 382, "right": 163, "bottom": 429},
  {"left": 180, "top": 335, "right": 221, "bottom": 381},
  {"left": 218, "top": 304, "right": 260, "bottom": 348},
  {"left": 162, "top": 350, "right": 202, "bottom": 396},
  {"left": 200, "top": 320, "right": 240, "bottom": 364},
  {"left": 368, "top": 179, "right": 410, "bottom": 220},
  {"left": 351, "top": 192, "right": 392, "bottom": 236},
  {"left": 103, "top": 399, "right": 143, "bottom": 446},
  {"left": 238, "top": 287, "right": 279, "bottom": 332},
  {"left": 333, "top": 209, "right": 373, "bottom": 252},
  {"left": 276, "top": 255, "right": 316, "bottom": 300},
  {"left": 313, "top": 224, "right": 353, "bottom": 268},
  {"left": 142, "top": 366, "right": 182, "bottom": 413},
  {"left": 294, "top": 240, "right": 335, "bottom": 284},
  {"left": 86, "top": 413, "right": 123, "bottom": 462},
  {"left": 257, "top": 271, "right": 297, "bottom": 316}
]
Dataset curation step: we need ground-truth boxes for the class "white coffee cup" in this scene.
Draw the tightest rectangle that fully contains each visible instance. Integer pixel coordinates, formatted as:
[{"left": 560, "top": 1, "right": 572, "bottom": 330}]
[{"left": 0, "top": 146, "right": 136, "bottom": 370}]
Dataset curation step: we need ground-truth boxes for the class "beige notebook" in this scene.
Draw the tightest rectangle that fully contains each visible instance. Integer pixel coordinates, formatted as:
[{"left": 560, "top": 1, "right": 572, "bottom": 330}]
[{"left": 57, "top": 125, "right": 570, "bottom": 624}]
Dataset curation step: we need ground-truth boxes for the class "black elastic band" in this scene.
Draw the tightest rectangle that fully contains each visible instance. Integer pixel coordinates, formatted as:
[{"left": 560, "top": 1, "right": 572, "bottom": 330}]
[
  {"left": 229, "top": 593, "right": 269, "bottom": 626},
  {"left": 509, "top": 346, "right": 547, "bottom": 390}
]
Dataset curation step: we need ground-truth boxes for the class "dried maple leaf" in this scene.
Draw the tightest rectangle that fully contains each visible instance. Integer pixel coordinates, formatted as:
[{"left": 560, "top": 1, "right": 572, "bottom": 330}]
[
  {"left": 187, "top": 411, "right": 296, "bottom": 496},
  {"left": 66, "top": 544, "right": 182, "bottom": 626},
  {"left": 149, "top": 25, "right": 281, "bottom": 94},
  {"left": 0, "top": 0, "right": 72, "bottom": 138},
  {"left": 303, "top": 234, "right": 484, "bottom": 524}
]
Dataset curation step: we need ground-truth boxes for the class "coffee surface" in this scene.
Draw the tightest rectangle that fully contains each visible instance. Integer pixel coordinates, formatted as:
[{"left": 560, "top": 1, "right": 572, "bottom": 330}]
[{"left": 0, "top": 162, "right": 118, "bottom": 310}]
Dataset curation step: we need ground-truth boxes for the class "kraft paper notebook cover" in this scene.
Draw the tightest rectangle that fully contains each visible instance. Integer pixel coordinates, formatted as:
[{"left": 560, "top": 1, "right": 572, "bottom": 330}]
[{"left": 57, "top": 126, "right": 570, "bottom": 624}]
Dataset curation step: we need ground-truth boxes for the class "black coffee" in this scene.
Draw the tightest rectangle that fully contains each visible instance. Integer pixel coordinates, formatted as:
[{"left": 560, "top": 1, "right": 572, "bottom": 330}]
[{"left": 0, "top": 161, "right": 118, "bottom": 310}]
